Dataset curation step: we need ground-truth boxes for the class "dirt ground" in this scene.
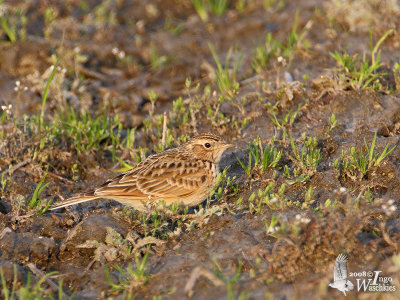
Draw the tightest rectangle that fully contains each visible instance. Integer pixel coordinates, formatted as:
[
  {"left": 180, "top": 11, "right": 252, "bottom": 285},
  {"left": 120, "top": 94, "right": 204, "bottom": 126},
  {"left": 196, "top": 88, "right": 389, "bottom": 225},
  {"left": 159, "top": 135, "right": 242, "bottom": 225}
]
[{"left": 0, "top": 0, "right": 399, "bottom": 299}]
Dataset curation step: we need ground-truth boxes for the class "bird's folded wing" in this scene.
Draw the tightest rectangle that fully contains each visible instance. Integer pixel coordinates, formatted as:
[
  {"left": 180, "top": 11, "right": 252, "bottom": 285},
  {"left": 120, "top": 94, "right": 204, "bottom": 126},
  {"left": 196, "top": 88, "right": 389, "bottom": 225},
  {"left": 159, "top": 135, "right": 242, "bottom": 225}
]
[
  {"left": 94, "top": 164, "right": 146, "bottom": 198},
  {"left": 94, "top": 159, "right": 210, "bottom": 199}
]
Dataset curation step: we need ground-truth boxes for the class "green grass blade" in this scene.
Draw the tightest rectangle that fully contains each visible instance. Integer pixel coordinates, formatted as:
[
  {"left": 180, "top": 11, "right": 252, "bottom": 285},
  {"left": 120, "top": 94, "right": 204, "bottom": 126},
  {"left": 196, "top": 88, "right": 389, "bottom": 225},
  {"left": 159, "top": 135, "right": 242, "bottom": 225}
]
[
  {"left": 371, "top": 29, "right": 393, "bottom": 64},
  {"left": 40, "top": 61, "right": 59, "bottom": 131},
  {"left": 368, "top": 132, "right": 377, "bottom": 163}
]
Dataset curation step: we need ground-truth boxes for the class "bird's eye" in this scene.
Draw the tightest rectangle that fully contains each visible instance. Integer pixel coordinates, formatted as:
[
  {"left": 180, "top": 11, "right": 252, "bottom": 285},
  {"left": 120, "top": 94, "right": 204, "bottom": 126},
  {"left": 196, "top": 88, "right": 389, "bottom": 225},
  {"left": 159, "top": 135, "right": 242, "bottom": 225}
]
[{"left": 204, "top": 142, "right": 211, "bottom": 148}]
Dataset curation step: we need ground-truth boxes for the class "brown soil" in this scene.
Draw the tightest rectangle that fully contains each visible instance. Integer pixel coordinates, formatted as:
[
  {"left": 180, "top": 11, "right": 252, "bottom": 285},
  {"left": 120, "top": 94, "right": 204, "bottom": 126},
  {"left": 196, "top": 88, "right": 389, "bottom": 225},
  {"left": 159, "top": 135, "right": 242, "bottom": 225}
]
[{"left": 0, "top": 0, "right": 399, "bottom": 299}]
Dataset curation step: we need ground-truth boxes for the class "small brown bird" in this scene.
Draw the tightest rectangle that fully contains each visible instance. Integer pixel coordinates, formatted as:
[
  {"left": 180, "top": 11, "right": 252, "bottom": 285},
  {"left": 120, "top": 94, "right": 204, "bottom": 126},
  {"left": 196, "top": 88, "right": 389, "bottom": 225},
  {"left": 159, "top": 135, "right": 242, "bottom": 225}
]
[{"left": 50, "top": 134, "right": 234, "bottom": 211}]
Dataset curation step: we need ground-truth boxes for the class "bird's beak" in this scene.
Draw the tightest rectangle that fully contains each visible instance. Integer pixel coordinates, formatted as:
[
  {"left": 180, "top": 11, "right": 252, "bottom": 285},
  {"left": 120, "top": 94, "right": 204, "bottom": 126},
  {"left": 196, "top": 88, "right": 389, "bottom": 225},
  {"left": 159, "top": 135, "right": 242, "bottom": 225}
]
[{"left": 224, "top": 144, "right": 235, "bottom": 150}]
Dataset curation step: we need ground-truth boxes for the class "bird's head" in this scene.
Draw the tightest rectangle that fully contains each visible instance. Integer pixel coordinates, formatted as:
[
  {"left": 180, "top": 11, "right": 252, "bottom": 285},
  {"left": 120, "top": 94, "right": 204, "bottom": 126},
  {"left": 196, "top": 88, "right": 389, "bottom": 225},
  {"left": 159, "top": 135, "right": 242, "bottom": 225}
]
[
  {"left": 345, "top": 280, "right": 354, "bottom": 291},
  {"left": 185, "top": 133, "right": 234, "bottom": 164}
]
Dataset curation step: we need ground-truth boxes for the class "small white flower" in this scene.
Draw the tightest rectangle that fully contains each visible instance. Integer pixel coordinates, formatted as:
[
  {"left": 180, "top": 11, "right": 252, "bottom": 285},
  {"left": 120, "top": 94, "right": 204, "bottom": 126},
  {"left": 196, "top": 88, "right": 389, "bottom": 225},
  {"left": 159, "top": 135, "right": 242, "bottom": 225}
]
[
  {"left": 112, "top": 47, "right": 119, "bottom": 55},
  {"left": 74, "top": 47, "right": 81, "bottom": 53},
  {"left": 14, "top": 87, "right": 19, "bottom": 92},
  {"left": 1, "top": 104, "right": 12, "bottom": 115},
  {"left": 387, "top": 199, "right": 394, "bottom": 205},
  {"left": 57, "top": 66, "right": 62, "bottom": 71},
  {"left": 295, "top": 214, "right": 301, "bottom": 220},
  {"left": 277, "top": 56, "right": 284, "bottom": 62},
  {"left": 50, "top": 65, "right": 55, "bottom": 71},
  {"left": 24, "top": 86, "right": 28, "bottom": 91},
  {"left": 118, "top": 51, "right": 126, "bottom": 59},
  {"left": 301, "top": 217, "right": 311, "bottom": 224},
  {"left": 15, "top": 80, "right": 21, "bottom": 87}
]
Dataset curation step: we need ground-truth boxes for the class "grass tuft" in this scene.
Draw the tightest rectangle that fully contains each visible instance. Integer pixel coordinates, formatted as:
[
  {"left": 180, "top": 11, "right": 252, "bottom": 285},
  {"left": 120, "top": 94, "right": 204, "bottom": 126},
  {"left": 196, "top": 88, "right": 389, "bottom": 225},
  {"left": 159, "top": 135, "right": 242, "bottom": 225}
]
[
  {"left": 330, "top": 29, "right": 393, "bottom": 90},
  {"left": 209, "top": 43, "right": 242, "bottom": 100},
  {"left": 335, "top": 132, "right": 396, "bottom": 181}
]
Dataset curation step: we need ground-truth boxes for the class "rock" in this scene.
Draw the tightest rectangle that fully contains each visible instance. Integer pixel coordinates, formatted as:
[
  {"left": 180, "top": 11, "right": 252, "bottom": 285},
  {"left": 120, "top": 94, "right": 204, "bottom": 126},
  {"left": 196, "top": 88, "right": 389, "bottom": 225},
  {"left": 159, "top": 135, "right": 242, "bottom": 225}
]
[
  {"left": 0, "top": 231, "right": 57, "bottom": 266},
  {"left": 0, "top": 199, "right": 12, "bottom": 214},
  {"left": 59, "top": 214, "right": 131, "bottom": 261},
  {"left": 0, "top": 258, "right": 27, "bottom": 285},
  {"left": 32, "top": 215, "right": 67, "bottom": 240}
]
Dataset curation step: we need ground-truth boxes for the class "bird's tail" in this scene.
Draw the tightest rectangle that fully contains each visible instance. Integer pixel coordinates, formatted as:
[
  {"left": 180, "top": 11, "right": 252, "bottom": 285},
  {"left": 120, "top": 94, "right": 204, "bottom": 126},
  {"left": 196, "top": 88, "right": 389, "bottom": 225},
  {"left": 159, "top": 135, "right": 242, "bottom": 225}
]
[{"left": 49, "top": 194, "right": 100, "bottom": 211}]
